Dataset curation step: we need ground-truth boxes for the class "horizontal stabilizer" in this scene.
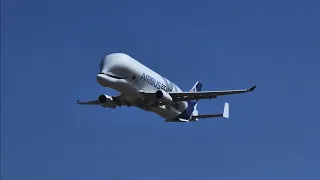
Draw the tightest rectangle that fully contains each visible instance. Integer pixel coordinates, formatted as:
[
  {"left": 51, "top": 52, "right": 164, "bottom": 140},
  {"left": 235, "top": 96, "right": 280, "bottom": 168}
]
[{"left": 190, "top": 102, "right": 229, "bottom": 120}]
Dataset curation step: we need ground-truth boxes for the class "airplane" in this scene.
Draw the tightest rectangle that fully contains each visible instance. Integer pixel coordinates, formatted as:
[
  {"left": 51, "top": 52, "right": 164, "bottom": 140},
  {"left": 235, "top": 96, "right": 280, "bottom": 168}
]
[{"left": 77, "top": 53, "right": 256, "bottom": 122}]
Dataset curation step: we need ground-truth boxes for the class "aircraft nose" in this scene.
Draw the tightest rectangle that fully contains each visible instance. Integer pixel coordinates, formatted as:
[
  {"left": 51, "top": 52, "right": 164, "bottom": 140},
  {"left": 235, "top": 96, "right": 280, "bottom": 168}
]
[{"left": 96, "top": 73, "right": 109, "bottom": 86}]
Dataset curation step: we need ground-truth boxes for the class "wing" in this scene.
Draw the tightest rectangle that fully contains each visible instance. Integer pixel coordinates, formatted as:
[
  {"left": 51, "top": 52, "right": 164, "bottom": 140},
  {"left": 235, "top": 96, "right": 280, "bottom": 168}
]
[
  {"left": 139, "top": 86, "right": 256, "bottom": 102},
  {"left": 76, "top": 94, "right": 132, "bottom": 107},
  {"left": 170, "top": 85, "right": 256, "bottom": 101},
  {"left": 76, "top": 100, "right": 100, "bottom": 105}
]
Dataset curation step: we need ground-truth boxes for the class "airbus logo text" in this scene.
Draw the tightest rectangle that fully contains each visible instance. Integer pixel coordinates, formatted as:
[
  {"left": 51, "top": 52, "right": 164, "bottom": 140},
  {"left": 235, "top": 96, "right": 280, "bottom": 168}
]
[{"left": 141, "top": 73, "right": 172, "bottom": 92}]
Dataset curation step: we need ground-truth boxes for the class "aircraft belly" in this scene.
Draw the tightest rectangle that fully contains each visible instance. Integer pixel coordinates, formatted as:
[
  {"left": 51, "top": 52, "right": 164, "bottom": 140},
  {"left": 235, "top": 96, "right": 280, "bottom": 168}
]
[
  {"left": 151, "top": 106, "right": 182, "bottom": 120},
  {"left": 149, "top": 100, "right": 187, "bottom": 119},
  {"left": 115, "top": 82, "right": 142, "bottom": 103}
]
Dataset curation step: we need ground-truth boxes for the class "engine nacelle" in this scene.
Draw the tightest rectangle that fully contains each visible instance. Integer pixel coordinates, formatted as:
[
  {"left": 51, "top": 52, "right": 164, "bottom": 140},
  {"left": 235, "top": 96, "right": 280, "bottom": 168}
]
[
  {"left": 98, "top": 94, "right": 117, "bottom": 108},
  {"left": 155, "top": 90, "right": 173, "bottom": 104}
]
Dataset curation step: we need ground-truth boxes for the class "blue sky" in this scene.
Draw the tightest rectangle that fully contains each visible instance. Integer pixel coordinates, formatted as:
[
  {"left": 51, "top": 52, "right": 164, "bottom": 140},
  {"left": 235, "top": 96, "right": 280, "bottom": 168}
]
[{"left": 1, "top": 0, "right": 320, "bottom": 179}]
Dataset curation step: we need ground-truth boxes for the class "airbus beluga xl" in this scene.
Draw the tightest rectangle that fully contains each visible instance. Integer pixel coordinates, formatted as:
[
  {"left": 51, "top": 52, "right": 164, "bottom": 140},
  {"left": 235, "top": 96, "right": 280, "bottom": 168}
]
[{"left": 77, "top": 53, "right": 256, "bottom": 122}]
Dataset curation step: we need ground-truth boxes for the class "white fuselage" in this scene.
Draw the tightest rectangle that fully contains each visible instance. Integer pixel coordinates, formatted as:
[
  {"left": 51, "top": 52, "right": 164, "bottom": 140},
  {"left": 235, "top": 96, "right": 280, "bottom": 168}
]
[{"left": 97, "top": 53, "right": 188, "bottom": 120}]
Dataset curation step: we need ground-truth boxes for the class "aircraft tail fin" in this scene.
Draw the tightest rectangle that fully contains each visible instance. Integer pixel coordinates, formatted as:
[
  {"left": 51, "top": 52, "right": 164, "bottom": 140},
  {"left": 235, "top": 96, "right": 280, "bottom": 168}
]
[{"left": 190, "top": 81, "right": 203, "bottom": 93}]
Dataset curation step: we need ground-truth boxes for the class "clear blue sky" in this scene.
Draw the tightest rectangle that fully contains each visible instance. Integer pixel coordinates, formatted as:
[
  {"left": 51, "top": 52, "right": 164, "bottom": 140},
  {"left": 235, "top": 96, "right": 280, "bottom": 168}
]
[{"left": 1, "top": 0, "right": 320, "bottom": 179}]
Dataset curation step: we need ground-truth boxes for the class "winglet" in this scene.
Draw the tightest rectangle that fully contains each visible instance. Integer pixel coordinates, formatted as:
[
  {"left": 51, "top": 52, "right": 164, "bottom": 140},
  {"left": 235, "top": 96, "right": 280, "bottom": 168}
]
[
  {"left": 223, "top": 102, "right": 229, "bottom": 118},
  {"left": 248, "top": 86, "right": 256, "bottom": 92}
]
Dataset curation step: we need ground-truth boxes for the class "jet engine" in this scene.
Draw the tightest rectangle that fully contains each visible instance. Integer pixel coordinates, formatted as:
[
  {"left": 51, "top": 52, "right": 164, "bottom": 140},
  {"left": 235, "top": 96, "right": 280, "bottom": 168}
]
[
  {"left": 98, "top": 94, "right": 117, "bottom": 108},
  {"left": 155, "top": 90, "right": 173, "bottom": 104}
]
